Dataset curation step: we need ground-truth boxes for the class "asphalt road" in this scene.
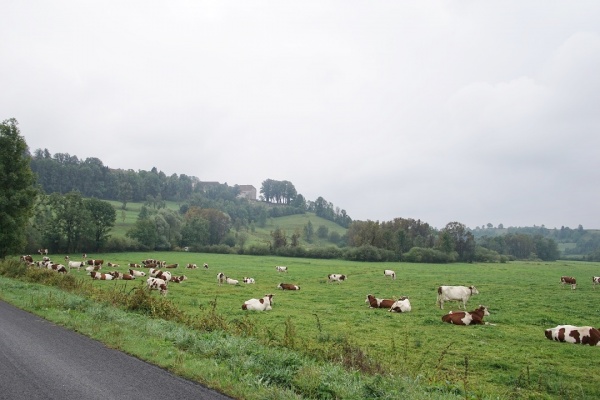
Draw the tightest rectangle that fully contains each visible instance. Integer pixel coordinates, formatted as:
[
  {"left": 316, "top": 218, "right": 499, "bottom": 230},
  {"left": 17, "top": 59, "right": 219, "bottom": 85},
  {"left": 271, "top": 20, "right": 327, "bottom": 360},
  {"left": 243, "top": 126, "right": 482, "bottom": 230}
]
[{"left": 0, "top": 300, "right": 234, "bottom": 400}]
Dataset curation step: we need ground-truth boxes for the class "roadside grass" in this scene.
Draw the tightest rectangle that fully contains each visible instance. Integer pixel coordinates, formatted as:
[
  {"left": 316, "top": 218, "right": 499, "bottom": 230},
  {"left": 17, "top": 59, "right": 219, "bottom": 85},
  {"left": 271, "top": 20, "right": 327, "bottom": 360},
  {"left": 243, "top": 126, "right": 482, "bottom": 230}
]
[{"left": 3, "top": 255, "right": 600, "bottom": 399}]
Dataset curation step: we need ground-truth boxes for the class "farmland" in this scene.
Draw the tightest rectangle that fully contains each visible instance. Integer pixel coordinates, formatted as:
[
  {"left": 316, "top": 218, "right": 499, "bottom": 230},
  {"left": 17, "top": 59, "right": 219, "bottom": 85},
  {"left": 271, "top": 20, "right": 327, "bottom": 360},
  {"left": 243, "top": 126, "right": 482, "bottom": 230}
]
[{"left": 4, "top": 253, "right": 600, "bottom": 398}]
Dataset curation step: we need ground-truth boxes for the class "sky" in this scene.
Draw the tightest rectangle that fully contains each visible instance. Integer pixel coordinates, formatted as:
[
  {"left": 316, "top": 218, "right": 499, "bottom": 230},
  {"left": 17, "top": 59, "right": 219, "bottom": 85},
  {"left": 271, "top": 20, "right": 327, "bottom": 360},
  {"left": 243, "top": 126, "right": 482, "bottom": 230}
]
[{"left": 2, "top": 1, "right": 600, "bottom": 230}]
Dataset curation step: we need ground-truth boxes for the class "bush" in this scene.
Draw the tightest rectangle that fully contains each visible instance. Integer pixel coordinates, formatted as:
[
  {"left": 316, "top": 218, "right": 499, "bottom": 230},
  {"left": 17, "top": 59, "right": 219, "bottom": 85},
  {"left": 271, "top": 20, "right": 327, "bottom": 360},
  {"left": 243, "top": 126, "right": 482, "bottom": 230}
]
[
  {"left": 245, "top": 244, "right": 272, "bottom": 256},
  {"left": 306, "top": 246, "right": 343, "bottom": 259},
  {"left": 342, "top": 245, "right": 398, "bottom": 262},
  {"left": 403, "top": 247, "right": 453, "bottom": 263},
  {"left": 103, "top": 236, "right": 143, "bottom": 252}
]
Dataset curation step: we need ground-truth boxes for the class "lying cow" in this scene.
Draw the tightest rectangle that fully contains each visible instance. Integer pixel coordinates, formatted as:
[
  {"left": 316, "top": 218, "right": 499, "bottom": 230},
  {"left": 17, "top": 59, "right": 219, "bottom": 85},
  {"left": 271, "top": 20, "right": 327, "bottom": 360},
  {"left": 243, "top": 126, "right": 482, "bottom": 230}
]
[
  {"left": 225, "top": 277, "right": 239, "bottom": 285},
  {"left": 165, "top": 263, "right": 178, "bottom": 269},
  {"left": 147, "top": 277, "right": 168, "bottom": 296},
  {"left": 560, "top": 276, "right": 577, "bottom": 289},
  {"left": 149, "top": 268, "right": 172, "bottom": 282},
  {"left": 129, "top": 269, "right": 146, "bottom": 277},
  {"left": 275, "top": 266, "right": 288, "bottom": 272},
  {"left": 20, "top": 255, "right": 33, "bottom": 263},
  {"left": 129, "top": 263, "right": 142, "bottom": 269},
  {"left": 85, "top": 265, "right": 101, "bottom": 272},
  {"left": 328, "top": 274, "right": 346, "bottom": 283},
  {"left": 365, "top": 294, "right": 395, "bottom": 309},
  {"left": 594, "top": 276, "right": 600, "bottom": 289},
  {"left": 243, "top": 277, "right": 256, "bottom": 284},
  {"left": 48, "top": 263, "right": 68, "bottom": 273},
  {"left": 545, "top": 325, "right": 600, "bottom": 346},
  {"left": 242, "top": 294, "right": 274, "bottom": 311},
  {"left": 278, "top": 283, "right": 300, "bottom": 290},
  {"left": 87, "top": 259, "right": 104, "bottom": 266},
  {"left": 441, "top": 305, "right": 490, "bottom": 325},
  {"left": 107, "top": 262, "right": 120, "bottom": 267},
  {"left": 436, "top": 285, "right": 479, "bottom": 309},
  {"left": 389, "top": 297, "right": 411, "bottom": 313},
  {"left": 186, "top": 263, "right": 198, "bottom": 269},
  {"left": 384, "top": 269, "right": 396, "bottom": 280},
  {"left": 88, "top": 271, "right": 113, "bottom": 280},
  {"left": 171, "top": 275, "right": 187, "bottom": 283}
]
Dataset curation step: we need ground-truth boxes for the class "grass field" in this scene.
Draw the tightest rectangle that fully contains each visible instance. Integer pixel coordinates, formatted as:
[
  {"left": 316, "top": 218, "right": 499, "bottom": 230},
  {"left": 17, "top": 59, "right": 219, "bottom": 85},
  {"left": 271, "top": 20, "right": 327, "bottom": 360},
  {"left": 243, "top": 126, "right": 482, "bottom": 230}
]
[{"left": 24, "top": 252, "right": 600, "bottom": 399}]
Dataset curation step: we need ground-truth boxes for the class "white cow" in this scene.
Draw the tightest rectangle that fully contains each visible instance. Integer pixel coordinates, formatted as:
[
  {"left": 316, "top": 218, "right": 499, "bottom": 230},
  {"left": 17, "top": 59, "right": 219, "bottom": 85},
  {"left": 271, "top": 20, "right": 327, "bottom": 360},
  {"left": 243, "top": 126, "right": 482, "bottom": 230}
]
[
  {"left": 242, "top": 294, "right": 274, "bottom": 311},
  {"left": 68, "top": 260, "right": 85, "bottom": 271},
  {"left": 129, "top": 269, "right": 146, "bottom": 277},
  {"left": 384, "top": 269, "right": 396, "bottom": 279},
  {"left": 225, "top": 277, "right": 239, "bottom": 285},
  {"left": 436, "top": 285, "right": 479, "bottom": 309},
  {"left": 389, "top": 297, "right": 412, "bottom": 313},
  {"left": 328, "top": 274, "right": 347, "bottom": 283},
  {"left": 243, "top": 277, "right": 255, "bottom": 284},
  {"left": 275, "top": 266, "right": 288, "bottom": 272}
]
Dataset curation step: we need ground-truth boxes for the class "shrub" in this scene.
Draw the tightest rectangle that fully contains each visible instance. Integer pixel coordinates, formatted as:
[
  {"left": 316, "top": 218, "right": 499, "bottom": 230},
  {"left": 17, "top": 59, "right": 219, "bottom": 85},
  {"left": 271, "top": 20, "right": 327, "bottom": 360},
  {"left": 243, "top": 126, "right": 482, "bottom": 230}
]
[
  {"left": 403, "top": 247, "right": 453, "bottom": 263},
  {"left": 306, "top": 246, "right": 343, "bottom": 259}
]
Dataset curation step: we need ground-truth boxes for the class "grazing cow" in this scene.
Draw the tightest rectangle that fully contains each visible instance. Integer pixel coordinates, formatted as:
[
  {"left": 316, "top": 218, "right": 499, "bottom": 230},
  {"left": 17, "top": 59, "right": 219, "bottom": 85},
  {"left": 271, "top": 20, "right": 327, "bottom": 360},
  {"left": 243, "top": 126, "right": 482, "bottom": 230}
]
[
  {"left": 48, "top": 264, "right": 67, "bottom": 274},
  {"left": 389, "top": 297, "right": 412, "bottom": 313},
  {"left": 171, "top": 275, "right": 187, "bottom": 283},
  {"left": 88, "top": 271, "right": 113, "bottom": 280},
  {"left": 85, "top": 265, "right": 102, "bottom": 272},
  {"left": 243, "top": 277, "right": 256, "bottom": 284},
  {"left": 365, "top": 294, "right": 395, "bottom": 309},
  {"left": 38, "top": 248, "right": 48, "bottom": 256},
  {"left": 129, "top": 269, "right": 146, "bottom": 277},
  {"left": 436, "top": 285, "right": 479, "bottom": 309},
  {"left": 203, "top": 263, "right": 209, "bottom": 269},
  {"left": 129, "top": 263, "right": 142, "bottom": 268},
  {"left": 147, "top": 277, "right": 168, "bottom": 296},
  {"left": 68, "top": 260, "right": 85, "bottom": 271},
  {"left": 278, "top": 283, "right": 300, "bottom": 290},
  {"left": 384, "top": 269, "right": 396, "bottom": 280},
  {"left": 442, "top": 305, "right": 490, "bottom": 325},
  {"left": 186, "top": 263, "right": 198, "bottom": 269},
  {"left": 217, "top": 272, "right": 226, "bottom": 285},
  {"left": 328, "top": 274, "right": 347, "bottom": 283},
  {"left": 545, "top": 325, "right": 600, "bottom": 346},
  {"left": 275, "top": 266, "right": 288, "bottom": 273},
  {"left": 560, "top": 276, "right": 577, "bottom": 290},
  {"left": 165, "top": 263, "right": 178, "bottom": 269},
  {"left": 107, "top": 262, "right": 120, "bottom": 267},
  {"left": 593, "top": 276, "right": 600, "bottom": 289},
  {"left": 225, "top": 277, "right": 239, "bottom": 285},
  {"left": 87, "top": 259, "right": 104, "bottom": 266},
  {"left": 20, "top": 255, "right": 33, "bottom": 263},
  {"left": 242, "top": 294, "right": 274, "bottom": 311}
]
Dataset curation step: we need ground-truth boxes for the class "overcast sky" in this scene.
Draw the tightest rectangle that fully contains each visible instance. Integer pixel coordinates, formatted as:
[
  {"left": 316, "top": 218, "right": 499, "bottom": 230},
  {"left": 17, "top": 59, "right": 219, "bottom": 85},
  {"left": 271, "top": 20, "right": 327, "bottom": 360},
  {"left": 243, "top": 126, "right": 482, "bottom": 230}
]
[{"left": 3, "top": 1, "right": 599, "bottom": 230}]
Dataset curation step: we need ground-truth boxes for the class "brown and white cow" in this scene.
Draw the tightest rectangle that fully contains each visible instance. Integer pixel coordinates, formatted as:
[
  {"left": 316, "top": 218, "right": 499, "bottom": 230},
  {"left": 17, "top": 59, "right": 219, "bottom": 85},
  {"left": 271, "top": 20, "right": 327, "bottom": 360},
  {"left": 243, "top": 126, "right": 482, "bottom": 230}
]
[
  {"left": 87, "top": 259, "right": 104, "bottom": 266},
  {"left": 85, "top": 265, "right": 101, "bottom": 272},
  {"left": 129, "top": 263, "right": 142, "bottom": 269},
  {"left": 38, "top": 248, "right": 48, "bottom": 256},
  {"left": 436, "top": 285, "right": 479, "bottom": 309},
  {"left": 165, "top": 263, "right": 178, "bottom": 269},
  {"left": 203, "top": 263, "right": 209, "bottom": 269},
  {"left": 365, "top": 294, "right": 395, "bottom": 309},
  {"left": 328, "top": 274, "right": 346, "bottom": 283},
  {"left": 389, "top": 297, "right": 411, "bottom": 313},
  {"left": 217, "top": 272, "right": 226, "bottom": 285},
  {"left": 441, "top": 305, "right": 490, "bottom": 325},
  {"left": 129, "top": 269, "right": 146, "bottom": 277},
  {"left": 88, "top": 271, "right": 113, "bottom": 280},
  {"left": 147, "top": 277, "right": 168, "bottom": 296},
  {"left": 384, "top": 269, "right": 396, "bottom": 280},
  {"left": 20, "top": 255, "right": 33, "bottom": 263},
  {"left": 545, "top": 325, "right": 600, "bottom": 346},
  {"left": 107, "top": 262, "right": 120, "bottom": 267},
  {"left": 243, "top": 277, "right": 256, "bottom": 284},
  {"left": 149, "top": 268, "right": 172, "bottom": 282},
  {"left": 170, "top": 275, "right": 187, "bottom": 283},
  {"left": 48, "top": 263, "right": 68, "bottom": 273},
  {"left": 278, "top": 283, "right": 300, "bottom": 290},
  {"left": 186, "top": 263, "right": 198, "bottom": 269},
  {"left": 242, "top": 294, "right": 274, "bottom": 311},
  {"left": 593, "top": 276, "right": 600, "bottom": 289},
  {"left": 560, "top": 276, "right": 577, "bottom": 289},
  {"left": 275, "top": 266, "right": 288, "bottom": 273}
]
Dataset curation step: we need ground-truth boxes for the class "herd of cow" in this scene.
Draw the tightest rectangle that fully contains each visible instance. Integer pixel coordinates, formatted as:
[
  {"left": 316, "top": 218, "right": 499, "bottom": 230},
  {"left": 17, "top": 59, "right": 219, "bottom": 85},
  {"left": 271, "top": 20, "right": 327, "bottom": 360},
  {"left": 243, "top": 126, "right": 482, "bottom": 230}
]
[{"left": 17, "top": 253, "right": 600, "bottom": 347}]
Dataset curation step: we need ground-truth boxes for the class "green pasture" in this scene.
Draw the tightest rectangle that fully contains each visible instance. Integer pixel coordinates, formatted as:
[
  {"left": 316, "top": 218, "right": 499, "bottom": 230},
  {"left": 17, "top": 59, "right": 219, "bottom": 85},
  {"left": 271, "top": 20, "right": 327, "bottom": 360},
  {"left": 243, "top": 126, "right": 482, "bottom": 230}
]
[{"left": 42, "top": 252, "right": 600, "bottom": 398}]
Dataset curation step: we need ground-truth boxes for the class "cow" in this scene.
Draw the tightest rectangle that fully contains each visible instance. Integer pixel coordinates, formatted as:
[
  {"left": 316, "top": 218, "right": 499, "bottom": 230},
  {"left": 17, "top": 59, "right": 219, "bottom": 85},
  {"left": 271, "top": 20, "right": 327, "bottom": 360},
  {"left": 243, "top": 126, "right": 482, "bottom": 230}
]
[
  {"left": 48, "top": 263, "right": 67, "bottom": 273},
  {"left": 365, "top": 294, "right": 395, "bottom": 309},
  {"left": 147, "top": 277, "right": 168, "bottom": 296},
  {"left": 389, "top": 297, "right": 412, "bottom": 313},
  {"left": 225, "top": 277, "right": 239, "bottom": 285},
  {"left": 328, "top": 274, "right": 347, "bottom": 283},
  {"left": 436, "top": 285, "right": 479, "bottom": 309},
  {"left": 186, "top": 263, "right": 198, "bottom": 269},
  {"left": 544, "top": 325, "right": 600, "bottom": 346},
  {"left": 560, "top": 276, "right": 577, "bottom": 290},
  {"left": 217, "top": 272, "right": 226, "bottom": 285},
  {"left": 384, "top": 269, "right": 396, "bottom": 280},
  {"left": 38, "top": 248, "right": 48, "bottom": 256},
  {"left": 243, "top": 277, "right": 256, "bottom": 284},
  {"left": 275, "top": 266, "right": 288, "bottom": 272},
  {"left": 87, "top": 259, "right": 104, "bottom": 267},
  {"left": 88, "top": 271, "right": 113, "bottom": 280},
  {"left": 165, "top": 263, "right": 178, "bottom": 269},
  {"left": 242, "top": 294, "right": 274, "bottom": 311},
  {"left": 107, "top": 262, "right": 120, "bottom": 267},
  {"left": 68, "top": 260, "right": 85, "bottom": 271},
  {"left": 171, "top": 275, "right": 188, "bottom": 283},
  {"left": 278, "top": 283, "right": 300, "bottom": 290},
  {"left": 129, "top": 263, "right": 142, "bottom": 268},
  {"left": 441, "top": 305, "right": 490, "bottom": 325},
  {"left": 149, "top": 268, "right": 172, "bottom": 282},
  {"left": 121, "top": 273, "right": 136, "bottom": 280},
  {"left": 129, "top": 269, "right": 146, "bottom": 277},
  {"left": 20, "top": 255, "right": 33, "bottom": 263},
  {"left": 593, "top": 276, "right": 600, "bottom": 289},
  {"left": 108, "top": 271, "right": 123, "bottom": 279},
  {"left": 203, "top": 263, "right": 209, "bottom": 269},
  {"left": 143, "top": 263, "right": 157, "bottom": 269},
  {"left": 85, "top": 265, "right": 101, "bottom": 272}
]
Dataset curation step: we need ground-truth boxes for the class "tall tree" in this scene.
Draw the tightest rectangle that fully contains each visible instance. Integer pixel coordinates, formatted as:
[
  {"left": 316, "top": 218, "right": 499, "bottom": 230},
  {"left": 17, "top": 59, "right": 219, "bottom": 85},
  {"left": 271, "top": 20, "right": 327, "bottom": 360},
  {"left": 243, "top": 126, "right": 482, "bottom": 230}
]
[
  {"left": 85, "top": 198, "right": 116, "bottom": 251},
  {"left": 0, "top": 118, "right": 37, "bottom": 258},
  {"left": 48, "top": 191, "right": 92, "bottom": 253}
]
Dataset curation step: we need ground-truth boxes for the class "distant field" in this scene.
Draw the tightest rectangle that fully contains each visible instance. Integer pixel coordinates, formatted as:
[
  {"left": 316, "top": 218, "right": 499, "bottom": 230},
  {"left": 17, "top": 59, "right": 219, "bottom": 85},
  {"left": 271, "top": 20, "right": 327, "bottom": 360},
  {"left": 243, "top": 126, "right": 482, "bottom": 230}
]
[{"left": 38, "top": 252, "right": 600, "bottom": 398}]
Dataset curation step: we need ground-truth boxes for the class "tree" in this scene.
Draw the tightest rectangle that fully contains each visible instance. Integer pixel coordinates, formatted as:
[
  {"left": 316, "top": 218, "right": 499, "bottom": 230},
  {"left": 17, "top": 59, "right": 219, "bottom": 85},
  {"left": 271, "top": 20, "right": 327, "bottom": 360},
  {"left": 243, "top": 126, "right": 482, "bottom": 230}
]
[
  {"left": 271, "top": 227, "right": 287, "bottom": 249},
  {"left": 0, "top": 118, "right": 37, "bottom": 258},
  {"left": 304, "top": 220, "right": 314, "bottom": 243},
  {"left": 48, "top": 191, "right": 93, "bottom": 253},
  {"left": 85, "top": 198, "right": 116, "bottom": 251}
]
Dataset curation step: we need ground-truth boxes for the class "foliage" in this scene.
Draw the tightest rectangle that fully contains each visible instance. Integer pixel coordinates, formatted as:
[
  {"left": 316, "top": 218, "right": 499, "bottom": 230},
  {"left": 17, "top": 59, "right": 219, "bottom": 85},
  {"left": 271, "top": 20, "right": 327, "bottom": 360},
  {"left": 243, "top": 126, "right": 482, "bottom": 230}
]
[
  {"left": 0, "top": 118, "right": 37, "bottom": 258},
  {"left": 403, "top": 247, "right": 455, "bottom": 263},
  {"left": 85, "top": 197, "right": 116, "bottom": 251}
]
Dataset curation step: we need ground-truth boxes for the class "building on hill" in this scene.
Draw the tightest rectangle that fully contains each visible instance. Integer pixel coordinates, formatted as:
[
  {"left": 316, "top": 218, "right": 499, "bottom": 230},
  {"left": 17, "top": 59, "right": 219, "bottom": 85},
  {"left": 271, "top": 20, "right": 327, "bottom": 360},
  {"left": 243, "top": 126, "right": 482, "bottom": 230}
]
[{"left": 237, "top": 185, "right": 257, "bottom": 200}]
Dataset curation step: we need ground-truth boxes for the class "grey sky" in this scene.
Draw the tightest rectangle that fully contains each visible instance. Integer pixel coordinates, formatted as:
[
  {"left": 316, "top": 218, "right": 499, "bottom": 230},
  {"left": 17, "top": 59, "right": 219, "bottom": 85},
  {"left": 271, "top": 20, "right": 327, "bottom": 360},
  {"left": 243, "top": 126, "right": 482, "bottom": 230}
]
[{"left": 2, "top": 1, "right": 599, "bottom": 229}]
